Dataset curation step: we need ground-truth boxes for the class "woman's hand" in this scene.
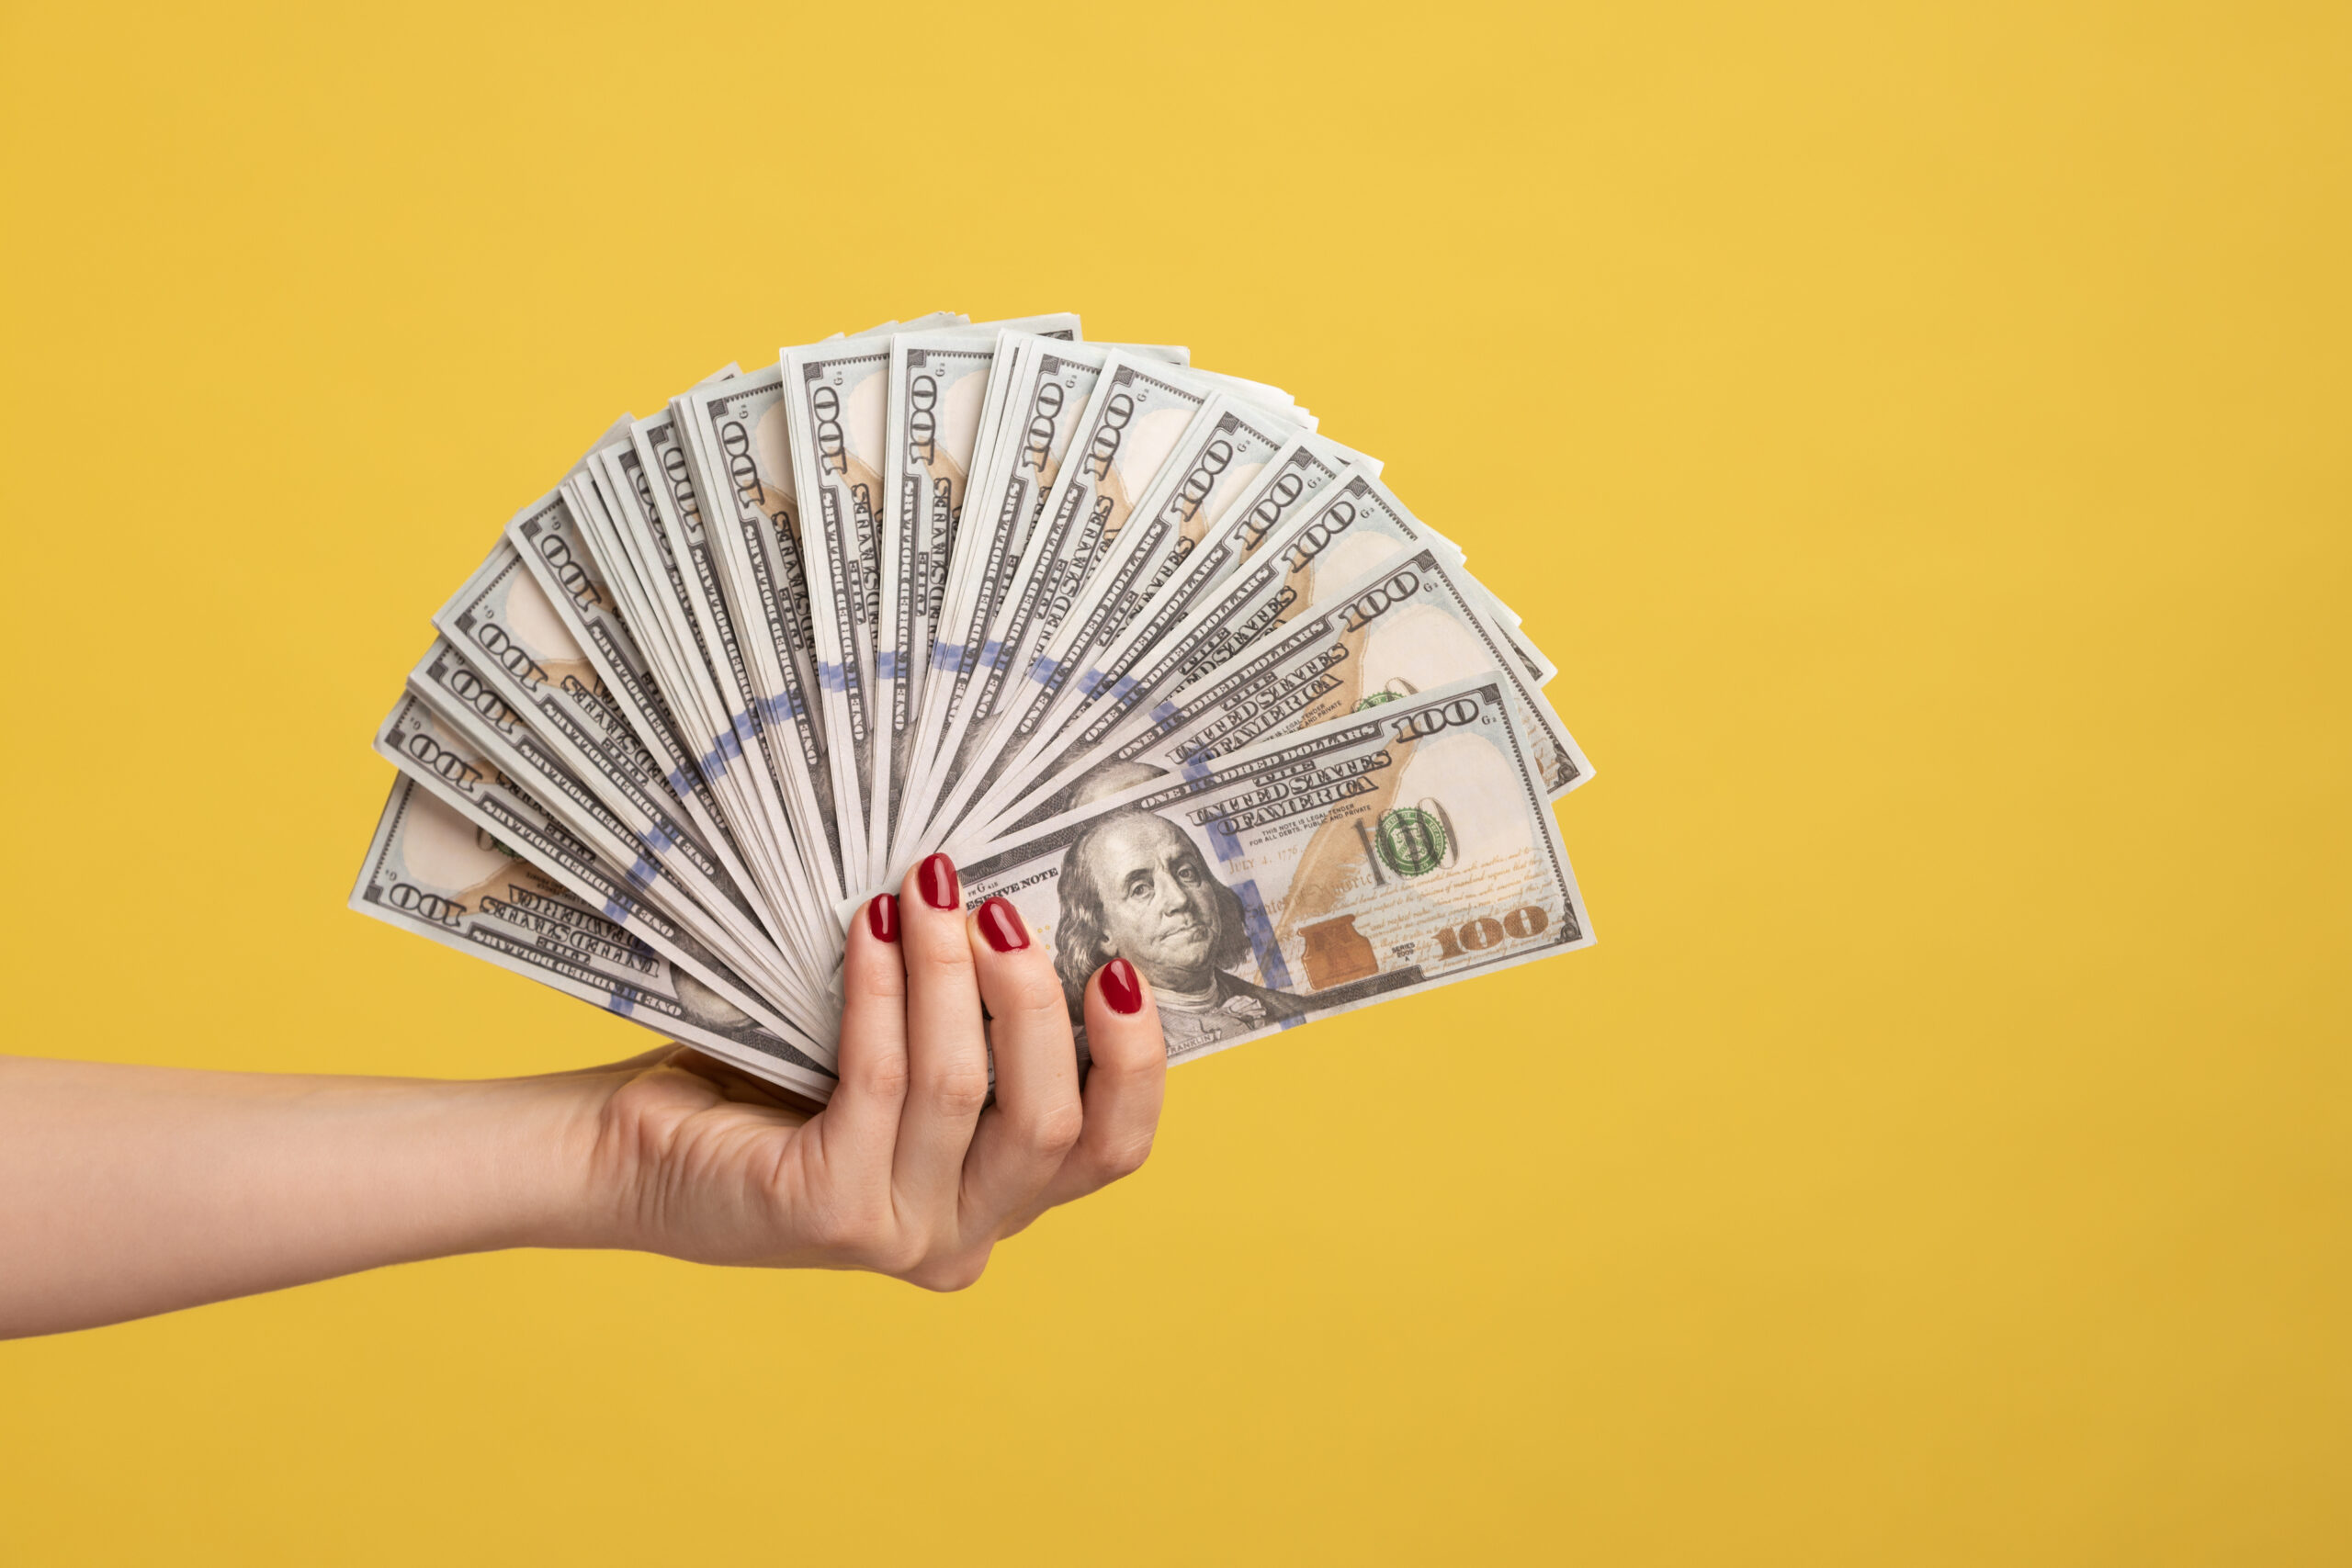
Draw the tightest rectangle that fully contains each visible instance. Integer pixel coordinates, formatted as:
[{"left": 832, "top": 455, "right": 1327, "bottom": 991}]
[
  {"left": 581, "top": 853, "right": 1167, "bottom": 1291},
  {"left": 0, "top": 853, "right": 1164, "bottom": 1338}
]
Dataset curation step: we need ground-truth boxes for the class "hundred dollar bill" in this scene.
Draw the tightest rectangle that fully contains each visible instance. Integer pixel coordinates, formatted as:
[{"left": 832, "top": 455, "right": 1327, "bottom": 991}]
[
  {"left": 680, "top": 320, "right": 973, "bottom": 901},
  {"left": 671, "top": 367, "right": 851, "bottom": 902},
  {"left": 1012, "top": 431, "right": 1363, "bottom": 766},
  {"left": 952, "top": 677, "right": 1591, "bottom": 1066},
  {"left": 967, "top": 545, "right": 1586, "bottom": 843},
  {"left": 1255, "top": 470, "right": 1551, "bottom": 688},
  {"left": 932, "top": 393, "right": 1311, "bottom": 843},
  {"left": 874, "top": 317, "right": 1081, "bottom": 883},
  {"left": 375, "top": 691, "right": 831, "bottom": 1064},
  {"left": 780, "top": 336, "right": 899, "bottom": 891},
  {"left": 895, "top": 338, "right": 1187, "bottom": 861},
  {"left": 944, "top": 452, "right": 1462, "bottom": 837},
  {"left": 572, "top": 433, "right": 811, "bottom": 937},
  {"left": 633, "top": 394, "right": 864, "bottom": 920},
  {"left": 503, "top": 483, "right": 832, "bottom": 976},
  {"left": 428, "top": 536, "right": 820, "bottom": 978},
  {"left": 402, "top": 636, "right": 831, "bottom": 1035},
  {"left": 467, "top": 491, "right": 775, "bottom": 931},
  {"left": 919, "top": 354, "right": 1227, "bottom": 842},
  {"left": 1000, "top": 544, "right": 1588, "bottom": 834},
  {"left": 351, "top": 775, "right": 836, "bottom": 1102}
]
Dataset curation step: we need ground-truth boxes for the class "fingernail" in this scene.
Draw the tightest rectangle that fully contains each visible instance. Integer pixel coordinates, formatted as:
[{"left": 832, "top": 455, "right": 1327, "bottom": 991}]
[
  {"left": 1101, "top": 957, "right": 1145, "bottom": 1015},
  {"left": 866, "top": 894, "right": 899, "bottom": 943},
  {"left": 918, "top": 852, "right": 959, "bottom": 911},
  {"left": 976, "top": 896, "right": 1028, "bottom": 953}
]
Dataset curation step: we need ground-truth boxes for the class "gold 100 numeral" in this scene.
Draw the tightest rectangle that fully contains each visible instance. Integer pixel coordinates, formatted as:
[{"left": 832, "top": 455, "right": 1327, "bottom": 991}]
[{"left": 1429, "top": 905, "right": 1551, "bottom": 959}]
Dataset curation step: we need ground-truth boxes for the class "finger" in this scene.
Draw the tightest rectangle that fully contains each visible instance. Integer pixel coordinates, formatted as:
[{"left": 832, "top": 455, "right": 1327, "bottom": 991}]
[
  {"left": 957, "top": 897, "right": 1084, "bottom": 1236},
  {"left": 1008, "top": 958, "right": 1165, "bottom": 1231},
  {"left": 893, "top": 852, "right": 991, "bottom": 1224},
  {"left": 809, "top": 895, "right": 909, "bottom": 1182}
]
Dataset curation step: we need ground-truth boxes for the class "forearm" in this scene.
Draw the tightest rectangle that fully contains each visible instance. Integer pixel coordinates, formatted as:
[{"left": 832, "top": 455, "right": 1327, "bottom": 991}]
[{"left": 0, "top": 1055, "right": 628, "bottom": 1338}]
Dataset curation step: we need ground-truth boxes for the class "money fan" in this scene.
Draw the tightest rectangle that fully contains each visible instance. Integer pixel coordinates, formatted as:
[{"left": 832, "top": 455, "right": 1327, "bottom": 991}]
[{"left": 354, "top": 311, "right": 1596, "bottom": 1103}]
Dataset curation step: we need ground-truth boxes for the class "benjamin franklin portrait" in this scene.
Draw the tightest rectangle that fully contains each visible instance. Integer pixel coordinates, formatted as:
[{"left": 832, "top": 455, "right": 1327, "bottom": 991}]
[{"left": 1052, "top": 812, "right": 1307, "bottom": 1055}]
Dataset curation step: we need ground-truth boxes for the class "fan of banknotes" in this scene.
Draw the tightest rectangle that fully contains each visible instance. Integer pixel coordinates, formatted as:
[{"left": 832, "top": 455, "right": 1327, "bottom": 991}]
[{"left": 351, "top": 311, "right": 1597, "bottom": 1103}]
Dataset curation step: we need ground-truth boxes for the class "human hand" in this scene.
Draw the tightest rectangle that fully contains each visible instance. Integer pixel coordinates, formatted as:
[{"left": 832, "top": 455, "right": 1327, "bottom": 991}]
[{"left": 576, "top": 852, "right": 1167, "bottom": 1291}]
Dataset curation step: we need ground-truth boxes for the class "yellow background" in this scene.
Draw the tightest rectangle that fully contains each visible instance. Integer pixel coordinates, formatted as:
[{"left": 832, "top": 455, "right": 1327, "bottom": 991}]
[{"left": 4, "top": 0, "right": 2346, "bottom": 1560}]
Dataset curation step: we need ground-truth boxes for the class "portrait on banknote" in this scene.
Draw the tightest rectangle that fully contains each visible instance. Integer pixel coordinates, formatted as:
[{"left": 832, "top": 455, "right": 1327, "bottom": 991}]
[{"left": 1051, "top": 810, "right": 1308, "bottom": 1054}]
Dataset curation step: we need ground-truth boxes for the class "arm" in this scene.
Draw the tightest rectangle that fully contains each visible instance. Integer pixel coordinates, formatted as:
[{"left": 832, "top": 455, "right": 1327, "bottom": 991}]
[
  {"left": 1, "top": 853, "right": 1165, "bottom": 1339},
  {"left": 0, "top": 1055, "right": 619, "bottom": 1338}
]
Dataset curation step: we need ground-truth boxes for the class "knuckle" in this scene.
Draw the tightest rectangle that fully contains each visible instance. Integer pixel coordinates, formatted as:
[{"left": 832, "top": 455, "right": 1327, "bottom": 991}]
[
  {"left": 854, "top": 1055, "right": 910, "bottom": 1102},
  {"left": 1023, "top": 1099, "right": 1085, "bottom": 1159},
  {"left": 911, "top": 933, "right": 976, "bottom": 979},
  {"left": 852, "top": 961, "right": 907, "bottom": 1003},
  {"left": 917, "top": 1064, "right": 991, "bottom": 1119},
  {"left": 876, "top": 1231, "right": 931, "bottom": 1279},
  {"left": 1086, "top": 1019, "right": 1168, "bottom": 1075},
  {"left": 1092, "top": 1129, "right": 1156, "bottom": 1183},
  {"left": 998, "top": 964, "right": 1068, "bottom": 1021},
  {"left": 910, "top": 1248, "right": 989, "bottom": 1293}
]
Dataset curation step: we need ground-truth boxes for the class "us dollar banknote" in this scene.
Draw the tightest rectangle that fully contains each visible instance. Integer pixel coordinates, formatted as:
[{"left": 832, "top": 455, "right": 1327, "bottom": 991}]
[
  {"left": 672, "top": 367, "right": 851, "bottom": 903},
  {"left": 351, "top": 775, "right": 836, "bottom": 1102},
  {"left": 782, "top": 337, "right": 900, "bottom": 889},
  {"left": 921, "top": 354, "right": 1229, "bottom": 840},
  {"left": 942, "top": 451, "right": 1450, "bottom": 836},
  {"left": 953, "top": 677, "right": 1591, "bottom": 1066},
  {"left": 574, "top": 432, "right": 812, "bottom": 934},
  {"left": 875, "top": 318, "right": 1080, "bottom": 882},
  {"left": 898, "top": 340, "right": 1165, "bottom": 859},
  {"left": 503, "top": 483, "right": 831, "bottom": 975},
  {"left": 1003, "top": 431, "right": 1365, "bottom": 773},
  {"left": 401, "top": 636, "right": 830, "bottom": 1033},
  {"left": 428, "top": 534, "right": 810, "bottom": 969},
  {"left": 948, "top": 394, "right": 1313, "bottom": 831},
  {"left": 970, "top": 546, "right": 1587, "bottom": 843},
  {"left": 374, "top": 691, "right": 833, "bottom": 1064}
]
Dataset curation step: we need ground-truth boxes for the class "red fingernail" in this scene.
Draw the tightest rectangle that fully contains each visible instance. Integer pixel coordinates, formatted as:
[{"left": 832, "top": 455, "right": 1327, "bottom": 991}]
[
  {"left": 917, "top": 852, "right": 960, "bottom": 910},
  {"left": 977, "top": 896, "right": 1028, "bottom": 953},
  {"left": 866, "top": 894, "right": 899, "bottom": 943},
  {"left": 1101, "top": 957, "right": 1145, "bottom": 1015}
]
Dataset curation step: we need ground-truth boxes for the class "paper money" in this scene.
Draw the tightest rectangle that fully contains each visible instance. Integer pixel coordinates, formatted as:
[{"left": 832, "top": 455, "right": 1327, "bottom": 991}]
[
  {"left": 374, "top": 690, "right": 829, "bottom": 1063},
  {"left": 967, "top": 544, "right": 1587, "bottom": 848},
  {"left": 781, "top": 337, "right": 898, "bottom": 891},
  {"left": 503, "top": 483, "right": 828, "bottom": 975},
  {"left": 572, "top": 434, "right": 817, "bottom": 950},
  {"left": 670, "top": 371, "right": 851, "bottom": 904},
  {"left": 1017, "top": 431, "right": 1363, "bottom": 758},
  {"left": 428, "top": 536, "right": 807, "bottom": 968},
  {"left": 874, "top": 318, "right": 1081, "bottom": 882},
  {"left": 351, "top": 775, "right": 836, "bottom": 1100},
  {"left": 401, "top": 635, "right": 831, "bottom": 1037},
  {"left": 935, "top": 393, "right": 1312, "bottom": 839},
  {"left": 919, "top": 354, "right": 1225, "bottom": 840},
  {"left": 953, "top": 677, "right": 1590, "bottom": 1066},
  {"left": 897, "top": 341, "right": 1166, "bottom": 864},
  {"left": 353, "top": 310, "right": 1596, "bottom": 1099}
]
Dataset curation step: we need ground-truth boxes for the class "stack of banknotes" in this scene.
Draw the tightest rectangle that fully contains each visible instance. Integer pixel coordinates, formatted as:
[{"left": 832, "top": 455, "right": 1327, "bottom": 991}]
[{"left": 351, "top": 312, "right": 1597, "bottom": 1104}]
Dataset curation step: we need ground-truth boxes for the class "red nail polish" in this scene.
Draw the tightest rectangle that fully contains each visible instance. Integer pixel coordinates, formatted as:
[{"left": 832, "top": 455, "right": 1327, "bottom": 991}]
[
  {"left": 917, "top": 852, "right": 960, "bottom": 910},
  {"left": 1101, "top": 957, "right": 1145, "bottom": 1015},
  {"left": 977, "top": 896, "right": 1028, "bottom": 953},
  {"left": 866, "top": 894, "right": 899, "bottom": 943}
]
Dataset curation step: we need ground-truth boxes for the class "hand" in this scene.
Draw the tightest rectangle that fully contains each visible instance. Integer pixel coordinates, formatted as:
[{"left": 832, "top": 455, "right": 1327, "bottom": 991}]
[{"left": 579, "top": 852, "right": 1167, "bottom": 1291}]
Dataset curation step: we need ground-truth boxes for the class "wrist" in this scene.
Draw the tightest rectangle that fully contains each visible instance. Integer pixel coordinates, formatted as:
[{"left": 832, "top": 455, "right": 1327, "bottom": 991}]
[{"left": 485, "top": 1066, "right": 641, "bottom": 1254}]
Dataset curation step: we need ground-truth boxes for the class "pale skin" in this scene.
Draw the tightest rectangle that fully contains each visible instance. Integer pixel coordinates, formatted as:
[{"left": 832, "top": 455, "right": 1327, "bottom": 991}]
[{"left": 0, "top": 857, "right": 1164, "bottom": 1339}]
